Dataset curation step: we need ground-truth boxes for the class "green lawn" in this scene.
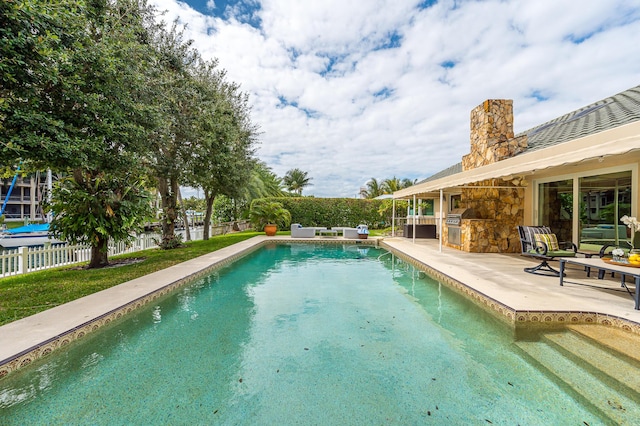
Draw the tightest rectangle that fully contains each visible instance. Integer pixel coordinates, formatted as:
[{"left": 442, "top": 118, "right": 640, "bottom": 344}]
[{"left": 0, "top": 231, "right": 262, "bottom": 326}]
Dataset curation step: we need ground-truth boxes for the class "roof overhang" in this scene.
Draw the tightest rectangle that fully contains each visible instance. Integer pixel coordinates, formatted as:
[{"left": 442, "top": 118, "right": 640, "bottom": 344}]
[{"left": 394, "top": 119, "right": 640, "bottom": 200}]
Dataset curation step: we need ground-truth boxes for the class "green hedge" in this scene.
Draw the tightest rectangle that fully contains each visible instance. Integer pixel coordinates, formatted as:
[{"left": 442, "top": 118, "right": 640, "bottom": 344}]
[{"left": 254, "top": 197, "right": 396, "bottom": 229}]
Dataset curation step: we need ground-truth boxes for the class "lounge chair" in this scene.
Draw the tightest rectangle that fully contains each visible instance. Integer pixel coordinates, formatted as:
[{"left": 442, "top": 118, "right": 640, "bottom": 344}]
[
  {"left": 517, "top": 225, "right": 577, "bottom": 276},
  {"left": 291, "top": 224, "right": 316, "bottom": 238}
]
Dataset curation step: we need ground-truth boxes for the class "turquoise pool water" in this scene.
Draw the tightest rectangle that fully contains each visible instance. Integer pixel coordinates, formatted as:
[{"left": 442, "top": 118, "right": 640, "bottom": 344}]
[{"left": 0, "top": 243, "right": 615, "bottom": 424}]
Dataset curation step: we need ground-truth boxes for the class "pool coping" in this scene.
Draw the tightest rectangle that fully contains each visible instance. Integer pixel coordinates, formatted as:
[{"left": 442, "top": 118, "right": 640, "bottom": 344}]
[
  {"left": 380, "top": 240, "right": 640, "bottom": 335},
  {"left": 1, "top": 235, "right": 639, "bottom": 378}
]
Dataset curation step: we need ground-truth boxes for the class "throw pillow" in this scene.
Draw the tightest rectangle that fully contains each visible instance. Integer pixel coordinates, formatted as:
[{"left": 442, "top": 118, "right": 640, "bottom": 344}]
[{"left": 534, "top": 233, "right": 560, "bottom": 251}]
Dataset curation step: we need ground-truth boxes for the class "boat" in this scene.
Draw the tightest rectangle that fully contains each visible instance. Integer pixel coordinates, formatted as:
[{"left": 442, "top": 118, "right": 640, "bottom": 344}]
[{"left": 0, "top": 223, "right": 62, "bottom": 249}]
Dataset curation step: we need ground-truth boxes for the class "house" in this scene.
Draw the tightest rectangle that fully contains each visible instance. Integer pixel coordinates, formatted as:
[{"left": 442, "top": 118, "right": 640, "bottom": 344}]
[
  {"left": 394, "top": 84, "right": 640, "bottom": 253},
  {"left": 0, "top": 172, "right": 50, "bottom": 223}
]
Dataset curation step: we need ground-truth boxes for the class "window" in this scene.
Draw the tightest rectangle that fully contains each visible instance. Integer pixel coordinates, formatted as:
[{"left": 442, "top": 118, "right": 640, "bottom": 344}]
[
  {"left": 450, "top": 194, "right": 461, "bottom": 210},
  {"left": 421, "top": 199, "right": 434, "bottom": 216}
]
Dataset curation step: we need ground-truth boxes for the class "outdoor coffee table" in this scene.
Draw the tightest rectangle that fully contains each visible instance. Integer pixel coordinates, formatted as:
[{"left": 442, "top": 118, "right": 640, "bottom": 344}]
[
  {"left": 318, "top": 229, "right": 338, "bottom": 237},
  {"left": 559, "top": 257, "right": 640, "bottom": 310}
]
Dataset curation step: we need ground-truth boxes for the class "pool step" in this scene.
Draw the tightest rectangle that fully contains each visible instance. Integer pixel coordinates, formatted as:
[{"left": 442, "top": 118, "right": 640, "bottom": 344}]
[
  {"left": 514, "top": 330, "right": 640, "bottom": 425},
  {"left": 543, "top": 330, "right": 640, "bottom": 396},
  {"left": 567, "top": 324, "right": 640, "bottom": 364}
]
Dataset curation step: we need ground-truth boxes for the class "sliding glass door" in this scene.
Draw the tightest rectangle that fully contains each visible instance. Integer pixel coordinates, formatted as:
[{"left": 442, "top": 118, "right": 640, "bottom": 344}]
[
  {"left": 537, "top": 170, "right": 633, "bottom": 251},
  {"left": 579, "top": 171, "right": 632, "bottom": 249}
]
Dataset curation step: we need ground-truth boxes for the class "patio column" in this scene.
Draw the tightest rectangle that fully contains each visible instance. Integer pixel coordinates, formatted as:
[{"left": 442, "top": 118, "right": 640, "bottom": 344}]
[
  {"left": 439, "top": 189, "right": 443, "bottom": 252},
  {"left": 392, "top": 199, "right": 396, "bottom": 237},
  {"left": 413, "top": 194, "right": 416, "bottom": 244}
]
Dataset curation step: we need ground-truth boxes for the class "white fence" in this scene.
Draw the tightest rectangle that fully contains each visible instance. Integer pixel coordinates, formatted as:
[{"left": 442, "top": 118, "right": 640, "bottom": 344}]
[{"left": 0, "top": 220, "right": 251, "bottom": 278}]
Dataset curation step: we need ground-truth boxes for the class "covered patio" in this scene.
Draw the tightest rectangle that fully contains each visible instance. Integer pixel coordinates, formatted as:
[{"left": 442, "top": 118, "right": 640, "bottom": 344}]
[{"left": 392, "top": 88, "right": 640, "bottom": 254}]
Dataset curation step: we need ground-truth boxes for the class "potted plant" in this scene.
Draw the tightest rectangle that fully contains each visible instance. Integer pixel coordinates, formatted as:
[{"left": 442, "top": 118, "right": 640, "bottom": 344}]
[{"left": 249, "top": 200, "right": 291, "bottom": 236}]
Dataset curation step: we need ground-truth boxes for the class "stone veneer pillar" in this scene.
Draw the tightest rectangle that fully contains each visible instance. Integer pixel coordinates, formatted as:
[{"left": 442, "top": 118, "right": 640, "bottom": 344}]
[
  {"left": 444, "top": 99, "right": 528, "bottom": 253},
  {"left": 462, "top": 100, "right": 527, "bottom": 171}
]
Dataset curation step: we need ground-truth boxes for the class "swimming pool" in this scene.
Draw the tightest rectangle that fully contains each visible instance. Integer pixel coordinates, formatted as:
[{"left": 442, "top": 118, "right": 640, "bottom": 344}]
[{"left": 0, "top": 243, "right": 635, "bottom": 424}]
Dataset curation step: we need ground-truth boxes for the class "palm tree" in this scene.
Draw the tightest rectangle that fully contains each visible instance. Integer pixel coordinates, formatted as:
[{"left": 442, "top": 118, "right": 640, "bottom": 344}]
[
  {"left": 249, "top": 161, "right": 284, "bottom": 199},
  {"left": 360, "top": 178, "right": 384, "bottom": 199},
  {"left": 382, "top": 177, "right": 402, "bottom": 193},
  {"left": 382, "top": 176, "right": 415, "bottom": 193},
  {"left": 401, "top": 178, "right": 416, "bottom": 189},
  {"left": 218, "top": 161, "right": 283, "bottom": 223},
  {"left": 234, "top": 161, "right": 283, "bottom": 202},
  {"left": 283, "top": 168, "right": 312, "bottom": 195}
]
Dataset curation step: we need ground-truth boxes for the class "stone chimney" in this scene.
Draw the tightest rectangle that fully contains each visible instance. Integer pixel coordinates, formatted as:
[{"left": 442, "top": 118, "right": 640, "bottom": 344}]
[{"left": 462, "top": 99, "right": 527, "bottom": 171}]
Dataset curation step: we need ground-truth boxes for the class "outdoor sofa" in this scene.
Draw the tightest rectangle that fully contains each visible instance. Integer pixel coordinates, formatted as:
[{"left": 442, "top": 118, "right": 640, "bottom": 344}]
[{"left": 291, "top": 224, "right": 316, "bottom": 238}]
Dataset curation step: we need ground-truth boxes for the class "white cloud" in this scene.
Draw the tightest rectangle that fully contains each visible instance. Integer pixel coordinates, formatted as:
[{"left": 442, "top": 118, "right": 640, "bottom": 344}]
[{"left": 152, "top": 0, "right": 640, "bottom": 197}]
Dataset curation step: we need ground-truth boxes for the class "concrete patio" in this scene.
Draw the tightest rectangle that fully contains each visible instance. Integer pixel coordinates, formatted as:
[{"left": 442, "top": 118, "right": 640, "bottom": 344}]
[{"left": 382, "top": 236, "right": 640, "bottom": 325}]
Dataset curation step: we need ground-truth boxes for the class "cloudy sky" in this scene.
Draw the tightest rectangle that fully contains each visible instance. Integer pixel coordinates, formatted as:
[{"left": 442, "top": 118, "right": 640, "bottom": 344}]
[{"left": 151, "top": 0, "right": 640, "bottom": 197}]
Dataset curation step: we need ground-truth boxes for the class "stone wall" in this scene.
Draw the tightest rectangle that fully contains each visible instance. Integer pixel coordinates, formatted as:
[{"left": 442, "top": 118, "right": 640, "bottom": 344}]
[
  {"left": 463, "top": 180, "right": 525, "bottom": 253},
  {"left": 442, "top": 179, "right": 525, "bottom": 253}
]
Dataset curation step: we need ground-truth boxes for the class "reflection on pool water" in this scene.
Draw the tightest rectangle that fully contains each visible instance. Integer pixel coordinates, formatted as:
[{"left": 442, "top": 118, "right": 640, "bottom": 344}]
[{"left": 0, "top": 243, "right": 637, "bottom": 424}]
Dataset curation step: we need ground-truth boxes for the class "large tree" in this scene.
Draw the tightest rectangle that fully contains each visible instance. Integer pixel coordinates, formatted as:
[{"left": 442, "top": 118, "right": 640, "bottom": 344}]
[
  {"left": 183, "top": 59, "right": 258, "bottom": 239},
  {"left": 143, "top": 22, "right": 201, "bottom": 248},
  {"left": 1, "top": 0, "right": 259, "bottom": 261},
  {"left": 2, "top": 0, "right": 160, "bottom": 267},
  {"left": 1, "top": 0, "right": 84, "bottom": 161}
]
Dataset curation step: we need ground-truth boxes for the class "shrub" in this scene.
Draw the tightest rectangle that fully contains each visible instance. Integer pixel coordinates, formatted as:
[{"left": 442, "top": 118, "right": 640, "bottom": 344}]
[{"left": 252, "top": 197, "right": 400, "bottom": 229}]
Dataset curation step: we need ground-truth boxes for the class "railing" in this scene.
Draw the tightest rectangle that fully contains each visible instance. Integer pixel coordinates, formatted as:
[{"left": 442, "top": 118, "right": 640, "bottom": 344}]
[
  {"left": 0, "top": 220, "right": 251, "bottom": 278},
  {"left": 396, "top": 216, "right": 438, "bottom": 226},
  {"left": 1, "top": 244, "right": 95, "bottom": 277}
]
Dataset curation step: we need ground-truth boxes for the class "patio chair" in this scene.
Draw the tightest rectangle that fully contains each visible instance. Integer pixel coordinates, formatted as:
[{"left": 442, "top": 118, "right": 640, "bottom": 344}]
[
  {"left": 517, "top": 226, "right": 577, "bottom": 276},
  {"left": 291, "top": 224, "right": 316, "bottom": 238}
]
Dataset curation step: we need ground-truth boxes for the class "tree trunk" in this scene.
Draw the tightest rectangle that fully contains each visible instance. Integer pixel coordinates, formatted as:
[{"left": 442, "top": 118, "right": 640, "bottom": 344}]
[
  {"left": 203, "top": 190, "right": 215, "bottom": 240},
  {"left": 88, "top": 235, "right": 109, "bottom": 268},
  {"left": 231, "top": 198, "right": 241, "bottom": 231},
  {"left": 157, "top": 177, "right": 179, "bottom": 247},
  {"left": 177, "top": 188, "right": 191, "bottom": 241}
]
